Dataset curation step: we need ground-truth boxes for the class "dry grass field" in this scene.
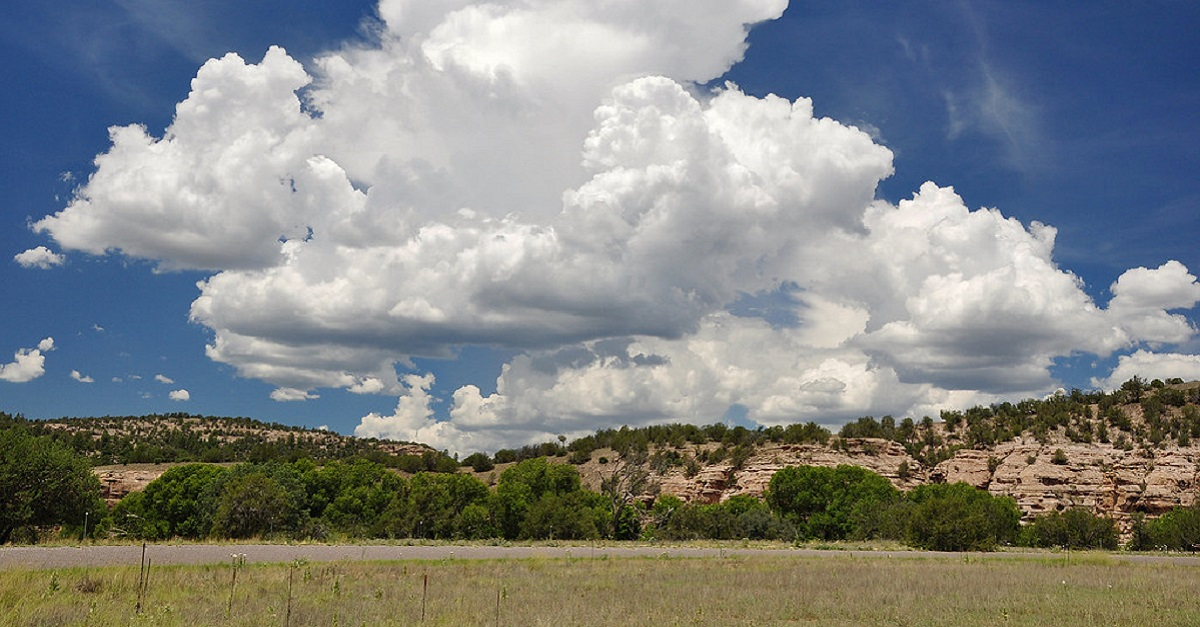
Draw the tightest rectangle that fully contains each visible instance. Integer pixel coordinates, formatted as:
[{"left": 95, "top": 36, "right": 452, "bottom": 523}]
[{"left": 2, "top": 552, "right": 1198, "bottom": 626}]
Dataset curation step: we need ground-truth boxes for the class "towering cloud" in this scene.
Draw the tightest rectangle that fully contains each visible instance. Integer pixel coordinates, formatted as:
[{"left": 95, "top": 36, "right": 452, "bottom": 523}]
[{"left": 29, "top": 1, "right": 1200, "bottom": 452}]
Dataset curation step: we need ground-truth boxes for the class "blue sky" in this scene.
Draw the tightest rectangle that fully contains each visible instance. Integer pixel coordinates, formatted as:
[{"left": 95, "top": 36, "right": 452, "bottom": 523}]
[{"left": 3, "top": 1, "right": 1199, "bottom": 453}]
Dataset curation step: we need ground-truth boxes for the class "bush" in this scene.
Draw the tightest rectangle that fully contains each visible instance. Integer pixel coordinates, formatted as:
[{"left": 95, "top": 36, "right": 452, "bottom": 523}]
[
  {"left": 461, "top": 452, "right": 495, "bottom": 473},
  {"left": 307, "top": 459, "right": 406, "bottom": 536},
  {"left": 491, "top": 458, "right": 585, "bottom": 539},
  {"left": 520, "top": 492, "right": 604, "bottom": 540},
  {"left": 1135, "top": 505, "right": 1200, "bottom": 551},
  {"left": 0, "top": 427, "right": 104, "bottom": 544},
  {"left": 899, "top": 482, "right": 1020, "bottom": 551},
  {"left": 662, "top": 503, "right": 739, "bottom": 540},
  {"left": 212, "top": 473, "right": 297, "bottom": 538},
  {"left": 1021, "top": 508, "right": 1118, "bottom": 549},
  {"left": 766, "top": 465, "right": 899, "bottom": 541},
  {"left": 404, "top": 472, "right": 491, "bottom": 539},
  {"left": 113, "top": 463, "right": 227, "bottom": 539},
  {"left": 492, "top": 449, "right": 519, "bottom": 464}
]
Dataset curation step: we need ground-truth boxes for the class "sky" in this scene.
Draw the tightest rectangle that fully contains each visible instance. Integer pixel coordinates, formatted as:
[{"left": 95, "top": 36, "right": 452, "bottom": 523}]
[{"left": 3, "top": 1, "right": 1200, "bottom": 455}]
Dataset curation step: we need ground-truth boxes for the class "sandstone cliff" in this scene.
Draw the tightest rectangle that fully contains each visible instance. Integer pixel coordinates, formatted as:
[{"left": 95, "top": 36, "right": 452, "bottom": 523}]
[{"left": 90, "top": 383, "right": 1200, "bottom": 536}]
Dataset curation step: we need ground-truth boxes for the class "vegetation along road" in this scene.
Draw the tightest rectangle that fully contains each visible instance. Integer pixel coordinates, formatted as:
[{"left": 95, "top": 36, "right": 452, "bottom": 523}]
[{"left": 4, "top": 543, "right": 1200, "bottom": 570}]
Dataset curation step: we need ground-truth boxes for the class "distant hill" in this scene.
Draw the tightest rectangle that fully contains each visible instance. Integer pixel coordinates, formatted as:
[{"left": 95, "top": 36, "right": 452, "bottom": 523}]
[
  {"left": 8, "top": 376, "right": 1200, "bottom": 537},
  {"left": 0, "top": 412, "right": 434, "bottom": 466}
]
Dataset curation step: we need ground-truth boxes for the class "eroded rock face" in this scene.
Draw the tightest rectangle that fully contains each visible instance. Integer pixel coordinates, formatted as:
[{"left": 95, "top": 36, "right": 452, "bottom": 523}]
[
  {"left": 928, "top": 441, "right": 1200, "bottom": 533},
  {"left": 95, "top": 466, "right": 167, "bottom": 506},
  {"left": 94, "top": 433, "right": 1200, "bottom": 538},
  {"left": 646, "top": 437, "right": 1200, "bottom": 537},
  {"left": 655, "top": 439, "right": 925, "bottom": 505}
]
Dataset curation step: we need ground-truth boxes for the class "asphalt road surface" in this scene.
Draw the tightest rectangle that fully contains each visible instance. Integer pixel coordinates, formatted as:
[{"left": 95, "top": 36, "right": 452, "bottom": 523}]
[{"left": 2, "top": 544, "right": 1199, "bottom": 570}]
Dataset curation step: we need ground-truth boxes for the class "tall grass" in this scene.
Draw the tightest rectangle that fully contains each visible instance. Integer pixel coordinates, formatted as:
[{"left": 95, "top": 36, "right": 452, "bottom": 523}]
[{"left": 1, "top": 554, "right": 1198, "bottom": 625}]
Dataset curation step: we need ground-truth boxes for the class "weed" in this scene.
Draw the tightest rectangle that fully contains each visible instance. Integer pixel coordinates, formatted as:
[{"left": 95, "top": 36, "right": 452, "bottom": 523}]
[
  {"left": 74, "top": 576, "right": 102, "bottom": 594},
  {"left": 2, "top": 553, "right": 1199, "bottom": 625}
]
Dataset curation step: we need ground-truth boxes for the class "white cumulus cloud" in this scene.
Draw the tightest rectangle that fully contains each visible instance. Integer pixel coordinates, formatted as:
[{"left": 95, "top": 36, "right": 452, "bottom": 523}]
[
  {"left": 154, "top": 374, "right": 175, "bottom": 384},
  {"left": 169, "top": 389, "right": 191, "bottom": 401},
  {"left": 70, "top": 370, "right": 94, "bottom": 383},
  {"left": 25, "top": 1, "right": 1200, "bottom": 450},
  {"left": 14, "top": 246, "right": 65, "bottom": 269},
  {"left": 270, "top": 387, "right": 320, "bottom": 402},
  {"left": 1092, "top": 351, "right": 1200, "bottom": 390},
  {"left": 0, "top": 338, "right": 54, "bottom": 383}
]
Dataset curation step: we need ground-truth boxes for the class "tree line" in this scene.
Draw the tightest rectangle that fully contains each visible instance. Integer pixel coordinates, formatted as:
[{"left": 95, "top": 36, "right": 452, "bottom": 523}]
[
  {"left": 7, "top": 377, "right": 1197, "bottom": 475},
  {"left": 10, "top": 418, "right": 1200, "bottom": 552},
  {"left": 5, "top": 376, "right": 1200, "bottom": 549},
  {"left": 0, "top": 411, "right": 461, "bottom": 470}
]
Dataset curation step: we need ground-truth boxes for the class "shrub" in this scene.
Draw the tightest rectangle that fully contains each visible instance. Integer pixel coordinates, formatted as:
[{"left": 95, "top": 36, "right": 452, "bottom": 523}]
[
  {"left": 899, "top": 482, "right": 1020, "bottom": 551},
  {"left": 0, "top": 427, "right": 104, "bottom": 544},
  {"left": 658, "top": 496, "right": 788, "bottom": 541},
  {"left": 492, "top": 449, "right": 518, "bottom": 464},
  {"left": 309, "top": 459, "right": 406, "bottom": 536},
  {"left": 766, "top": 465, "right": 899, "bottom": 541},
  {"left": 114, "top": 463, "right": 227, "bottom": 539},
  {"left": 212, "top": 473, "right": 297, "bottom": 538},
  {"left": 1139, "top": 505, "right": 1200, "bottom": 551},
  {"left": 1021, "top": 508, "right": 1118, "bottom": 549},
  {"left": 405, "top": 472, "right": 491, "bottom": 539},
  {"left": 396, "top": 454, "right": 424, "bottom": 473},
  {"left": 662, "top": 503, "right": 738, "bottom": 540},
  {"left": 461, "top": 452, "right": 495, "bottom": 473},
  {"left": 491, "top": 458, "right": 585, "bottom": 539},
  {"left": 520, "top": 492, "right": 604, "bottom": 540}
]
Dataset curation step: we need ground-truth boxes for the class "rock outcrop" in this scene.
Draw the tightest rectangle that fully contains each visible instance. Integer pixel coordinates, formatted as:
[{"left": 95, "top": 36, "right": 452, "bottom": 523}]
[
  {"left": 95, "top": 436, "right": 1200, "bottom": 536},
  {"left": 95, "top": 466, "right": 170, "bottom": 505},
  {"left": 633, "top": 436, "right": 1200, "bottom": 536},
  {"left": 655, "top": 439, "right": 924, "bottom": 504},
  {"left": 932, "top": 439, "right": 1199, "bottom": 533}
]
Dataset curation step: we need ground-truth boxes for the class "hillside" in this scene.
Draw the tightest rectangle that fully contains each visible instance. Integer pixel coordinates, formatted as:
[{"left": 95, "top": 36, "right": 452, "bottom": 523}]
[
  {"left": 564, "top": 378, "right": 1200, "bottom": 535},
  {"left": 0, "top": 412, "right": 434, "bottom": 464},
  {"left": 11, "top": 377, "right": 1200, "bottom": 535}
]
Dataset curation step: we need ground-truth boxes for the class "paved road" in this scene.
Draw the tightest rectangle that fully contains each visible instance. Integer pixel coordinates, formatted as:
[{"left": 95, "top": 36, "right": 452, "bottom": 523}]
[{"left": 3, "top": 544, "right": 1200, "bottom": 570}]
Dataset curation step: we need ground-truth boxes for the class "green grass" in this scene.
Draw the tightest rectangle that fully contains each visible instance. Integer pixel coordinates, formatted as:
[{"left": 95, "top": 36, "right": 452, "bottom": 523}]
[{"left": 2, "top": 553, "right": 1198, "bottom": 626}]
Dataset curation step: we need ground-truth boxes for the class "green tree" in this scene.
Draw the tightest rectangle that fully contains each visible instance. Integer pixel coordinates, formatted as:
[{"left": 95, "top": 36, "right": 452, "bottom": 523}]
[
  {"left": 304, "top": 458, "right": 405, "bottom": 535},
  {"left": 1021, "top": 508, "right": 1118, "bottom": 550},
  {"left": 662, "top": 502, "right": 740, "bottom": 540},
  {"left": 212, "top": 473, "right": 297, "bottom": 539},
  {"left": 0, "top": 428, "right": 103, "bottom": 544},
  {"left": 1142, "top": 505, "right": 1200, "bottom": 550},
  {"left": 406, "top": 472, "right": 490, "bottom": 539},
  {"left": 655, "top": 495, "right": 789, "bottom": 541},
  {"left": 1121, "top": 376, "right": 1146, "bottom": 403},
  {"left": 461, "top": 452, "right": 495, "bottom": 473},
  {"left": 492, "top": 458, "right": 584, "bottom": 539},
  {"left": 112, "top": 463, "right": 228, "bottom": 539},
  {"left": 520, "top": 491, "right": 605, "bottom": 540},
  {"left": 599, "top": 450, "right": 651, "bottom": 540},
  {"left": 901, "top": 482, "right": 1020, "bottom": 551},
  {"left": 765, "top": 465, "right": 899, "bottom": 540}
]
